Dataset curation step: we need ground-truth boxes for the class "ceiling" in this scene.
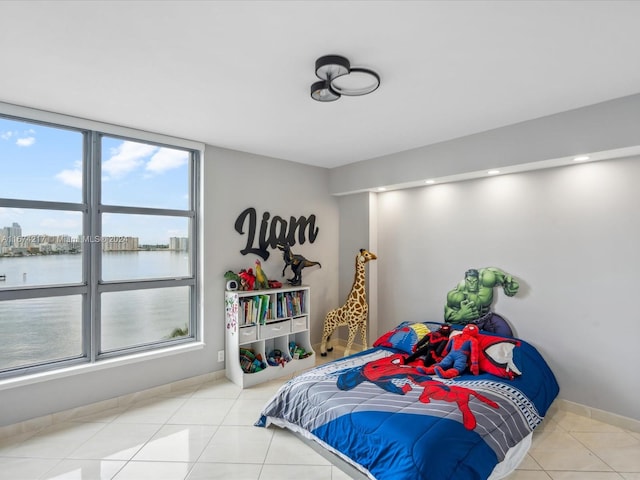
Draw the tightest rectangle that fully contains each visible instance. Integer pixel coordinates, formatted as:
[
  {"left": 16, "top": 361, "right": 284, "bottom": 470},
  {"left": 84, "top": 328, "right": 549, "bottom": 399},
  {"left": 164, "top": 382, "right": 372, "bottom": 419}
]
[{"left": 1, "top": 1, "right": 640, "bottom": 169}]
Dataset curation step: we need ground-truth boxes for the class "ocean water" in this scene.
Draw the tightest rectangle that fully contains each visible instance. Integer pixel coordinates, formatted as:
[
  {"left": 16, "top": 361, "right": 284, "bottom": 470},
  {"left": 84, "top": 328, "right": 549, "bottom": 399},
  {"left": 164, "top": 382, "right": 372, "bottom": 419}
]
[{"left": 0, "top": 251, "right": 191, "bottom": 371}]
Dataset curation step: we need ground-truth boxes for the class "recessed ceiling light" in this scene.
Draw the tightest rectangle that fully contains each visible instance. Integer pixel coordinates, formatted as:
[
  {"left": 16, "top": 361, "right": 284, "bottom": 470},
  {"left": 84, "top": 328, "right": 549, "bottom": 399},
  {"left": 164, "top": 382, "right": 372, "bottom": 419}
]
[
  {"left": 573, "top": 155, "right": 590, "bottom": 162},
  {"left": 425, "top": 179, "right": 435, "bottom": 184},
  {"left": 487, "top": 170, "right": 500, "bottom": 175},
  {"left": 377, "top": 187, "right": 386, "bottom": 192}
]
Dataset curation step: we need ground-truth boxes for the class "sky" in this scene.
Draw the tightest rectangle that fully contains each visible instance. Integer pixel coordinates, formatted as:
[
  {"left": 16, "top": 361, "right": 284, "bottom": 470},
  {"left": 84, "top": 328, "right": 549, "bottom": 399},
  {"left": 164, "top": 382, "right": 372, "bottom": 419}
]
[{"left": 0, "top": 117, "right": 191, "bottom": 245}]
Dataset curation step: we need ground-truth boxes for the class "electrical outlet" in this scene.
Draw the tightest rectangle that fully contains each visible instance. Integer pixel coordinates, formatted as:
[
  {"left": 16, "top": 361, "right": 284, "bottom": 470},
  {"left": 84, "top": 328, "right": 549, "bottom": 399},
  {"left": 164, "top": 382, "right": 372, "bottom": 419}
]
[{"left": 218, "top": 350, "right": 225, "bottom": 362}]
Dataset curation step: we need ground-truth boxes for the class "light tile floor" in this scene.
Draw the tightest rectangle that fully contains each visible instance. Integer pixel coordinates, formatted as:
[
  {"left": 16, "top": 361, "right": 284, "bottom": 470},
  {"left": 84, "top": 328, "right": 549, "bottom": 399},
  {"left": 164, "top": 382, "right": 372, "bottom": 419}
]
[{"left": 1, "top": 347, "right": 639, "bottom": 480}]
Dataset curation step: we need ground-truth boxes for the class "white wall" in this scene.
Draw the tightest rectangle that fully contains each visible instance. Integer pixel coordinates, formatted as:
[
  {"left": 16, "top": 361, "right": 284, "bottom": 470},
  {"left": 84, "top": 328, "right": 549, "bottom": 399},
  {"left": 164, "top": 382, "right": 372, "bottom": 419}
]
[
  {"left": 0, "top": 145, "right": 339, "bottom": 427},
  {"left": 375, "top": 156, "right": 640, "bottom": 420}
]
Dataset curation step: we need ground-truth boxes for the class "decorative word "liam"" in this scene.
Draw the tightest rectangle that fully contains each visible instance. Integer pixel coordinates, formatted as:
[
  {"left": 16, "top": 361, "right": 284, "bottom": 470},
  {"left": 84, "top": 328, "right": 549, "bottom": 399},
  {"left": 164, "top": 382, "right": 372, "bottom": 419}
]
[{"left": 234, "top": 207, "right": 319, "bottom": 260}]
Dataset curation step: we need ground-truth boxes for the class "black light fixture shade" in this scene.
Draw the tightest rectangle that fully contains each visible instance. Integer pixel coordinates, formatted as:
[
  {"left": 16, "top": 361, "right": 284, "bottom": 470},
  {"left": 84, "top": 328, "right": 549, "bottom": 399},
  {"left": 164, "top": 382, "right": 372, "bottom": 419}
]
[
  {"left": 315, "top": 55, "right": 350, "bottom": 81},
  {"left": 310, "top": 80, "right": 340, "bottom": 102},
  {"left": 311, "top": 54, "right": 380, "bottom": 102}
]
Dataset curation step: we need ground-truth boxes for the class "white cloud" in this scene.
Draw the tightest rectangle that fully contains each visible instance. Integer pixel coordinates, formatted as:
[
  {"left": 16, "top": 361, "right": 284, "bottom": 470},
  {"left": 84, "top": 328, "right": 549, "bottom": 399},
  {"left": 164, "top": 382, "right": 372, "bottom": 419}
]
[
  {"left": 55, "top": 169, "right": 83, "bottom": 189},
  {"left": 145, "top": 148, "right": 188, "bottom": 175},
  {"left": 1, "top": 129, "right": 36, "bottom": 142},
  {"left": 103, "top": 141, "right": 158, "bottom": 178},
  {"left": 55, "top": 161, "right": 82, "bottom": 189},
  {"left": 16, "top": 136, "right": 35, "bottom": 147}
]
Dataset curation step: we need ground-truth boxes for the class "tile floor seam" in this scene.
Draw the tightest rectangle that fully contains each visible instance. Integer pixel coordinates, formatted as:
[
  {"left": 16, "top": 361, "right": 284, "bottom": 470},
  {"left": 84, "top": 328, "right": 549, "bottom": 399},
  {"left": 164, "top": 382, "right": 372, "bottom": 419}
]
[
  {"left": 567, "top": 429, "right": 623, "bottom": 474},
  {"left": 36, "top": 457, "right": 65, "bottom": 480},
  {"left": 185, "top": 423, "right": 221, "bottom": 472},
  {"left": 108, "top": 460, "right": 128, "bottom": 480}
]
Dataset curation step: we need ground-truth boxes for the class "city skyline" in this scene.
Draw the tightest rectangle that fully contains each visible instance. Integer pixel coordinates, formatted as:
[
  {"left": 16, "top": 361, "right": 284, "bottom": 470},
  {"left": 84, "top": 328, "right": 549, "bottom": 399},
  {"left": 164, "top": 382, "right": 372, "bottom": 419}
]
[
  {"left": 1, "top": 222, "right": 189, "bottom": 254},
  {"left": 0, "top": 116, "right": 191, "bottom": 244}
]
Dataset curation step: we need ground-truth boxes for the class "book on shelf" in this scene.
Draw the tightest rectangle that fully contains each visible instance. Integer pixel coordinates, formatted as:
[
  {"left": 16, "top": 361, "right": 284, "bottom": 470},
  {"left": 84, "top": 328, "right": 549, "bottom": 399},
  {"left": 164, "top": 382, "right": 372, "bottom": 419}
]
[
  {"left": 238, "top": 294, "right": 272, "bottom": 326},
  {"left": 237, "top": 289, "right": 306, "bottom": 325},
  {"left": 277, "top": 292, "right": 285, "bottom": 318},
  {"left": 259, "top": 294, "right": 270, "bottom": 324}
]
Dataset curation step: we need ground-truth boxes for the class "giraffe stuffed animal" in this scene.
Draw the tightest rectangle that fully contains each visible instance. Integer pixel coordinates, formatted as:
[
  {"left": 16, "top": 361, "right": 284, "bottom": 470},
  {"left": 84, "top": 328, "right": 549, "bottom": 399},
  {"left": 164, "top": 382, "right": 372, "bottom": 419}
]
[{"left": 320, "top": 248, "right": 377, "bottom": 357}]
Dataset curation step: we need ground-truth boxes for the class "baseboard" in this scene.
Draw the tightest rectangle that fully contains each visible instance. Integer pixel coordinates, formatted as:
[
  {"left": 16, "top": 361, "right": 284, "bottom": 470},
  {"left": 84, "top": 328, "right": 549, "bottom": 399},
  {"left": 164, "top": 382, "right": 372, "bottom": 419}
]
[
  {"left": 552, "top": 398, "right": 640, "bottom": 433},
  {"left": 312, "top": 338, "right": 365, "bottom": 352},
  {"left": 0, "top": 370, "right": 225, "bottom": 440}
]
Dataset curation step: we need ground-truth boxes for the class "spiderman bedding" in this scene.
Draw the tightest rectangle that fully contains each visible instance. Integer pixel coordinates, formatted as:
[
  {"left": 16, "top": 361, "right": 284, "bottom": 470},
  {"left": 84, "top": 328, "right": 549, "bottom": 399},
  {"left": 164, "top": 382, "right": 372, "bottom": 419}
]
[{"left": 257, "top": 324, "right": 559, "bottom": 480}]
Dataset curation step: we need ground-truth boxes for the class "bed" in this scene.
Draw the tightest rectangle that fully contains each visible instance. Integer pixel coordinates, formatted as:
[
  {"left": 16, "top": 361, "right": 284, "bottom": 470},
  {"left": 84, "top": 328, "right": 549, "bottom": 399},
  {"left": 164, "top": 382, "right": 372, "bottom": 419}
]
[{"left": 256, "top": 321, "right": 559, "bottom": 480}]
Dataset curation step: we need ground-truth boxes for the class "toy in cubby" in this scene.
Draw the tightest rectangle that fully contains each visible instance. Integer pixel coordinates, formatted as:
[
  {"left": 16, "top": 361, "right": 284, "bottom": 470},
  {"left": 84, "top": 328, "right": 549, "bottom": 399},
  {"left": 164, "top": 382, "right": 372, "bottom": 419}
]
[
  {"left": 267, "top": 349, "right": 290, "bottom": 367},
  {"left": 239, "top": 347, "right": 266, "bottom": 373},
  {"left": 289, "top": 341, "right": 313, "bottom": 360}
]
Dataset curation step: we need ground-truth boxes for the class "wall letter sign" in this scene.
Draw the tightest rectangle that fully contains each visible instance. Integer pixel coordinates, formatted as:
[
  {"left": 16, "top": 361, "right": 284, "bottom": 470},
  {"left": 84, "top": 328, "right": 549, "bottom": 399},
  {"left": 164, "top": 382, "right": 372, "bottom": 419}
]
[{"left": 234, "top": 207, "right": 319, "bottom": 260}]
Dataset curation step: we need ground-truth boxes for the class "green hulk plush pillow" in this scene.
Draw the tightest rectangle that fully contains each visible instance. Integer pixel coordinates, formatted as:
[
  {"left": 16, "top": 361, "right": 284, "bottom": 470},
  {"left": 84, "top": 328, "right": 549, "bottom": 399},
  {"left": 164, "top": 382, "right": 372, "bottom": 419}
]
[{"left": 444, "top": 267, "right": 519, "bottom": 336}]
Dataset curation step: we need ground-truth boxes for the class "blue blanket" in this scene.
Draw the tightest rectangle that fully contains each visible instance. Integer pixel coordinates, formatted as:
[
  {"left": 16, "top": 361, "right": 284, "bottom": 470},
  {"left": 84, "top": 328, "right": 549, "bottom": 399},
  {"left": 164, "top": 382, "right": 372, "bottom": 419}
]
[{"left": 257, "top": 336, "right": 558, "bottom": 480}]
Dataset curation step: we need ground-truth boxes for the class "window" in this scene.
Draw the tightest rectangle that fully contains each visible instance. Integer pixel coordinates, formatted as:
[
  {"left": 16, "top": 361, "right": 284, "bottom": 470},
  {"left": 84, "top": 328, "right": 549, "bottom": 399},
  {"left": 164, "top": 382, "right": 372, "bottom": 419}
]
[{"left": 0, "top": 112, "right": 200, "bottom": 377}]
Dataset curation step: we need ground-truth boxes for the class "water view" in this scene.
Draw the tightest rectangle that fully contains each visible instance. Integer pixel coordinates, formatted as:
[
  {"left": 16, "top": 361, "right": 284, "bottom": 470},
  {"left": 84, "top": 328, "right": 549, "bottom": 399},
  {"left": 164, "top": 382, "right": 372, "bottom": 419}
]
[{"left": 0, "top": 251, "right": 191, "bottom": 371}]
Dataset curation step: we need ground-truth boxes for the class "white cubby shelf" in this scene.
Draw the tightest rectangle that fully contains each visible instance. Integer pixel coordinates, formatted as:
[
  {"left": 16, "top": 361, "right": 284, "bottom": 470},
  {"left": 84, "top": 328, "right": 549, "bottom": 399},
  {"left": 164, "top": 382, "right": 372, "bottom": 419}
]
[{"left": 224, "top": 285, "right": 315, "bottom": 388}]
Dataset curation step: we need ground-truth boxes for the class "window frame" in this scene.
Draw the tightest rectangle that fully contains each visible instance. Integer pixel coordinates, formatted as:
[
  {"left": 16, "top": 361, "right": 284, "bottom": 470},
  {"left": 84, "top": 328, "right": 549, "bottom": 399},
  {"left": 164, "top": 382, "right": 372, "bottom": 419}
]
[{"left": 0, "top": 105, "right": 202, "bottom": 378}]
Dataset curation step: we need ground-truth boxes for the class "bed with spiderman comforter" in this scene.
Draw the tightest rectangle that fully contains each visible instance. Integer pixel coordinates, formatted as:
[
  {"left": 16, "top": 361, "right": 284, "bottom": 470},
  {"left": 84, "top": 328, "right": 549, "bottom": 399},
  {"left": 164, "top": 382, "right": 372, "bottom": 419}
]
[{"left": 256, "top": 322, "right": 559, "bottom": 480}]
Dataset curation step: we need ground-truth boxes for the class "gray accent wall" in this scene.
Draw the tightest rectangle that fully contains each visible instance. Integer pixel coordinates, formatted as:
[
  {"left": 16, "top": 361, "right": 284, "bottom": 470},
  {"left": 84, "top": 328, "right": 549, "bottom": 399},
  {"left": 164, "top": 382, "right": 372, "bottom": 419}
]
[
  {"left": 204, "top": 146, "right": 340, "bottom": 349},
  {"left": 335, "top": 193, "right": 378, "bottom": 348}
]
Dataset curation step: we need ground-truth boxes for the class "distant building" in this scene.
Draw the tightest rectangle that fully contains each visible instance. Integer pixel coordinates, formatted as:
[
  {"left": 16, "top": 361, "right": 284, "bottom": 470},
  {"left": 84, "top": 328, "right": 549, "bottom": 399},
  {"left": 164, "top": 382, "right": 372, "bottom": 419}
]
[
  {"left": 38, "top": 243, "right": 52, "bottom": 254},
  {"left": 169, "top": 237, "right": 188, "bottom": 252},
  {"left": 102, "top": 236, "right": 139, "bottom": 252},
  {"left": 1, "top": 222, "right": 22, "bottom": 247}
]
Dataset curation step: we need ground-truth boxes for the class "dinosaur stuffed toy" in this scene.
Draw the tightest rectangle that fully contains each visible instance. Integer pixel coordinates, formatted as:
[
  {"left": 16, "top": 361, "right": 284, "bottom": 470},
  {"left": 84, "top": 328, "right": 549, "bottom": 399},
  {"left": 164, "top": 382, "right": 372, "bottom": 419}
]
[
  {"left": 425, "top": 324, "right": 480, "bottom": 379},
  {"left": 276, "top": 242, "right": 321, "bottom": 286}
]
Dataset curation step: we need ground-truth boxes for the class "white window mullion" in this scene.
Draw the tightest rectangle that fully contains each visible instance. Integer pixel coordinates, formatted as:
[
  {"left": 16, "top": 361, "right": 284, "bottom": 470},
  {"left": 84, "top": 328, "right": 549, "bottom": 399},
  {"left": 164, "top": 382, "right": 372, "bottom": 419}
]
[{"left": 88, "top": 131, "right": 101, "bottom": 363}]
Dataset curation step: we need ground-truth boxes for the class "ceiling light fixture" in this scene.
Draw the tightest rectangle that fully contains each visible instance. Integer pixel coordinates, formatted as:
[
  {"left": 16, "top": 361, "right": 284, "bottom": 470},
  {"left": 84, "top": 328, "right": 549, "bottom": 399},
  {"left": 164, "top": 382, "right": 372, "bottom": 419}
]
[
  {"left": 573, "top": 155, "right": 590, "bottom": 162},
  {"left": 311, "top": 54, "right": 380, "bottom": 102}
]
